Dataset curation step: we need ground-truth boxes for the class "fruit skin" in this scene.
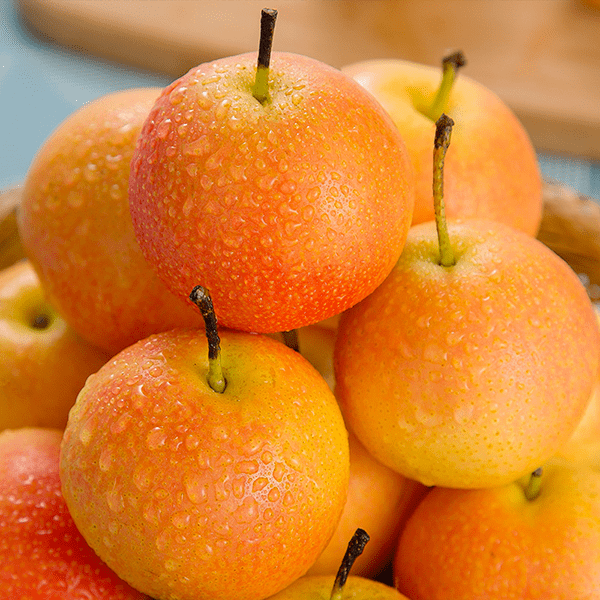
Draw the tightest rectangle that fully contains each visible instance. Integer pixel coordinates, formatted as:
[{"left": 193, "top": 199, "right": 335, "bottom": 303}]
[
  {"left": 335, "top": 218, "right": 600, "bottom": 489},
  {"left": 0, "top": 427, "right": 148, "bottom": 599},
  {"left": 554, "top": 309, "right": 600, "bottom": 468},
  {"left": 18, "top": 88, "right": 201, "bottom": 356},
  {"left": 0, "top": 260, "right": 110, "bottom": 430},
  {"left": 306, "top": 432, "right": 428, "bottom": 578},
  {"left": 342, "top": 59, "right": 542, "bottom": 236},
  {"left": 129, "top": 51, "right": 414, "bottom": 334},
  {"left": 394, "top": 460, "right": 600, "bottom": 599},
  {"left": 60, "top": 329, "right": 350, "bottom": 600},
  {"left": 266, "top": 574, "right": 410, "bottom": 600}
]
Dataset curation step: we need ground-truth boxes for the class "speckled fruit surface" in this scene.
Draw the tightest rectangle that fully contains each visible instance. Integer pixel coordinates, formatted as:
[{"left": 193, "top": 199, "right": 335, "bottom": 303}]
[
  {"left": 18, "top": 88, "right": 201, "bottom": 356},
  {"left": 343, "top": 59, "right": 543, "bottom": 236},
  {"left": 129, "top": 52, "right": 414, "bottom": 333},
  {"left": 0, "top": 427, "right": 148, "bottom": 599},
  {"left": 394, "top": 461, "right": 600, "bottom": 599},
  {"left": 60, "top": 329, "right": 350, "bottom": 600},
  {"left": 0, "top": 260, "right": 110, "bottom": 430},
  {"left": 335, "top": 218, "right": 600, "bottom": 489}
]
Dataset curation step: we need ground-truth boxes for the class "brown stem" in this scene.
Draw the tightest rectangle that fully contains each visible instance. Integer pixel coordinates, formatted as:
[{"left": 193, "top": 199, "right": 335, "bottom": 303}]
[
  {"left": 330, "top": 529, "right": 370, "bottom": 600},
  {"left": 189, "top": 285, "right": 227, "bottom": 393},
  {"left": 252, "top": 8, "right": 278, "bottom": 104},
  {"left": 433, "top": 113, "right": 456, "bottom": 267},
  {"left": 426, "top": 50, "right": 467, "bottom": 121}
]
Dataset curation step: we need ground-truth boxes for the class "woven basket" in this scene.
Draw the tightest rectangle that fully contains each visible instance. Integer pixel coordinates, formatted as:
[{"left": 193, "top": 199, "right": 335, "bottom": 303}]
[{"left": 1, "top": 181, "right": 599, "bottom": 304}]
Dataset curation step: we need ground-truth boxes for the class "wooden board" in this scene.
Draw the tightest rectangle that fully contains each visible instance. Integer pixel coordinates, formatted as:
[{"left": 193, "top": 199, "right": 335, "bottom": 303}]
[{"left": 16, "top": 0, "right": 600, "bottom": 160}]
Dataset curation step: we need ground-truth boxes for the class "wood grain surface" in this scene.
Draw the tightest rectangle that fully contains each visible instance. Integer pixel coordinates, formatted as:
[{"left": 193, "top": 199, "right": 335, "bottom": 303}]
[{"left": 16, "top": 0, "right": 600, "bottom": 160}]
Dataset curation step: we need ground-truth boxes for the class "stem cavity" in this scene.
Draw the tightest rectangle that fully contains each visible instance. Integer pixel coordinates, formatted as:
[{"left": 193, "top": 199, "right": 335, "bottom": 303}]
[
  {"left": 189, "top": 285, "right": 227, "bottom": 393},
  {"left": 252, "top": 8, "right": 278, "bottom": 104},
  {"left": 433, "top": 113, "right": 456, "bottom": 267},
  {"left": 426, "top": 50, "right": 467, "bottom": 122}
]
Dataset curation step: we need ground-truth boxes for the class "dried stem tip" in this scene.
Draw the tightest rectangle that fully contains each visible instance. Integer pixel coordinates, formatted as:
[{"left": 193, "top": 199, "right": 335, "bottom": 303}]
[
  {"left": 252, "top": 8, "right": 278, "bottom": 104},
  {"left": 330, "top": 528, "right": 370, "bottom": 600},
  {"left": 426, "top": 49, "right": 467, "bottom": 121},
  {"left": 433, "top": 113, "right": 456, "bottom": 268},
  {"left": 189, "top": 285, "right": 227, "bottom": 393}
]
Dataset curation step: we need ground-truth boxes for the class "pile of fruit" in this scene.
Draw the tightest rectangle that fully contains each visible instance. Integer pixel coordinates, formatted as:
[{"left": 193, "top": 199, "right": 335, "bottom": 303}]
[{"left": 3, "top": 8, "right": 600, "bottom": 600}]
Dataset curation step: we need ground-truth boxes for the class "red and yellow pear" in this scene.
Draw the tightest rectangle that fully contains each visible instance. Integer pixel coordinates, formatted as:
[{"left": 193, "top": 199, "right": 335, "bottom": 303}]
[
  {"left": 60, "top": 287, "right": 350, "bottom": 600},
  {"left": 334, "top": 115, "right": 600, "bottom": 489},
  {"left": 0, "top": 260, "right": 110, "bottom": 430},
  {"left": 129, "top": 9, "right": 414, "bottom": 334},
  {"left": 18, "top": 87, "right": 201, "bottom": 355}
]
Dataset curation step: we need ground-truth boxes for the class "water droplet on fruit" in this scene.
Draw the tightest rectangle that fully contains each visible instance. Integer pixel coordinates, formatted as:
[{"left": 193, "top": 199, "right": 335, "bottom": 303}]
[
  {"left": 272, "top": 462, "right": 286, "bottom": 482},
  {"left": 170, "top": 86, "right": 188, "bottom": 105},
  {"left": 252, "top": 478, "right": 269, "bottom": 493},
  {"left": 164, "top": 558, "right": 179, "bottom": 572},
  {"left": 184, "top": 473, "right": 208, "bottom": 504},
  {"left": 108, "top": 183, "right": 122, "bottom": 200},
  {"left": 423, "top": 343, "right": 447, "bottom": 364},
  {"left": 105, "top": 153, "right": 122, "bottom": 170},
  {"left": 185, "top": 433, "right": 200, "bottom": 450},
  {"left": 84, "top": 163, "right": 99, "bottom": 182},
  {"left": 267, "top": 487, "right": 280, "bottom": 502},
  {"left": 171, "top": 511, "right": 191, "bottom": 529},
  {"left": 106, "top": 488, "right": 125, "bottom": 513},
  {"left": 212, "top": 426, "right": 229, "bottom": 441},
  {"left": 146, "top": 427, "right": 167, "bottom": 450},
  {"left": 133, "top": 463, "right": 154, "bottom": 491},
  {"left": 235, "top": 460, "right": 259, "bottom": 475},
  {"left": 99, "top": 446, "right": 114, "bottom": 472},
  {"left": 234, "top": 496, "right": 259, "bottom": 524},
  {"left": 67, "top": 190, "right": 84, "bottom": 208}
]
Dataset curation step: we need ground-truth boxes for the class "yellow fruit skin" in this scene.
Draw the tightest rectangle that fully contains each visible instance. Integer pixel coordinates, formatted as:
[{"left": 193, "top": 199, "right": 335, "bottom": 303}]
[
  {"left": 343, "top": 59, "right": 542, "bottom": 236},
  {"left": 0, "top": 260, "right": 110, "bottom": 430},
  {"left": 395, "top": 460, "right": 600, "bottom": 599},
  {"left": 335, "top": 219, "right": 600, "bottom": 489},
  {"left": 18, "top": 88, "right": 201, "bottom": 355},
  {"left": 267, "top": 574, "right": 410, "bottom": 600},
  {"left": 60, "top": 329, "right": 349, "bottom": 600}
]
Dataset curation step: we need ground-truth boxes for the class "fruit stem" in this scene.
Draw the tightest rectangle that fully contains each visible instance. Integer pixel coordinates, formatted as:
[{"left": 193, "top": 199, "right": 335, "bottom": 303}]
[
  {"left": 524, "top": 467, "right": 543, "bottom": 501},
  {"left": 330, "top": 528, "right": 370, "bottom": 600},
  {"left": 252, "top": 8, "right": 278, "bottom": 105},
  {"left": 189, "top": 285, "right": 227, "bottom": 393},
  {"left": 433, "top": 113, "right": 456, "bottom": 267},
  {"left": 282, "top": 329, "right": 300, "bottom": 352},
  {"left": 426, "top": 50, "right": 467, "bottom": 122}
]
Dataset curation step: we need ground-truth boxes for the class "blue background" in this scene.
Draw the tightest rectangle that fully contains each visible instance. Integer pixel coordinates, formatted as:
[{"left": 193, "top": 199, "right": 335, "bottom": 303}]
[{"left": 1, "top": 0, "right": 599, "bottom": 200}]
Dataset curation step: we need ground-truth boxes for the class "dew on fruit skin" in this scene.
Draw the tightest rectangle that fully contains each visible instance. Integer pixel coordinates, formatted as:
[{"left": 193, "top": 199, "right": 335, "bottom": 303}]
[
  {"left": 184, "top": 473, "right": 208, "bottom": 504},
  {"left": 109, "top": 183, "right": 123, "bottom": 200},
  {"left": 234, "top": 496, "right": 259, "bottom": 524},
  {"left": 99, "top": 446, "right": 114, "bottom": 472},
  {"left": 146, "top": 427, "right": 168, "bottom": 451},
  {"left": 267, "top": 487, "right": 280, "bottom": 503},
  {"left": 67, "top": 190, "right": 84, "bottom": 208},
  {"left": 83, "top": 163, "right": 99, "bottom": 182},
  {"left": 105, "top": 488, "right": 125, "bottom": 513}
]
